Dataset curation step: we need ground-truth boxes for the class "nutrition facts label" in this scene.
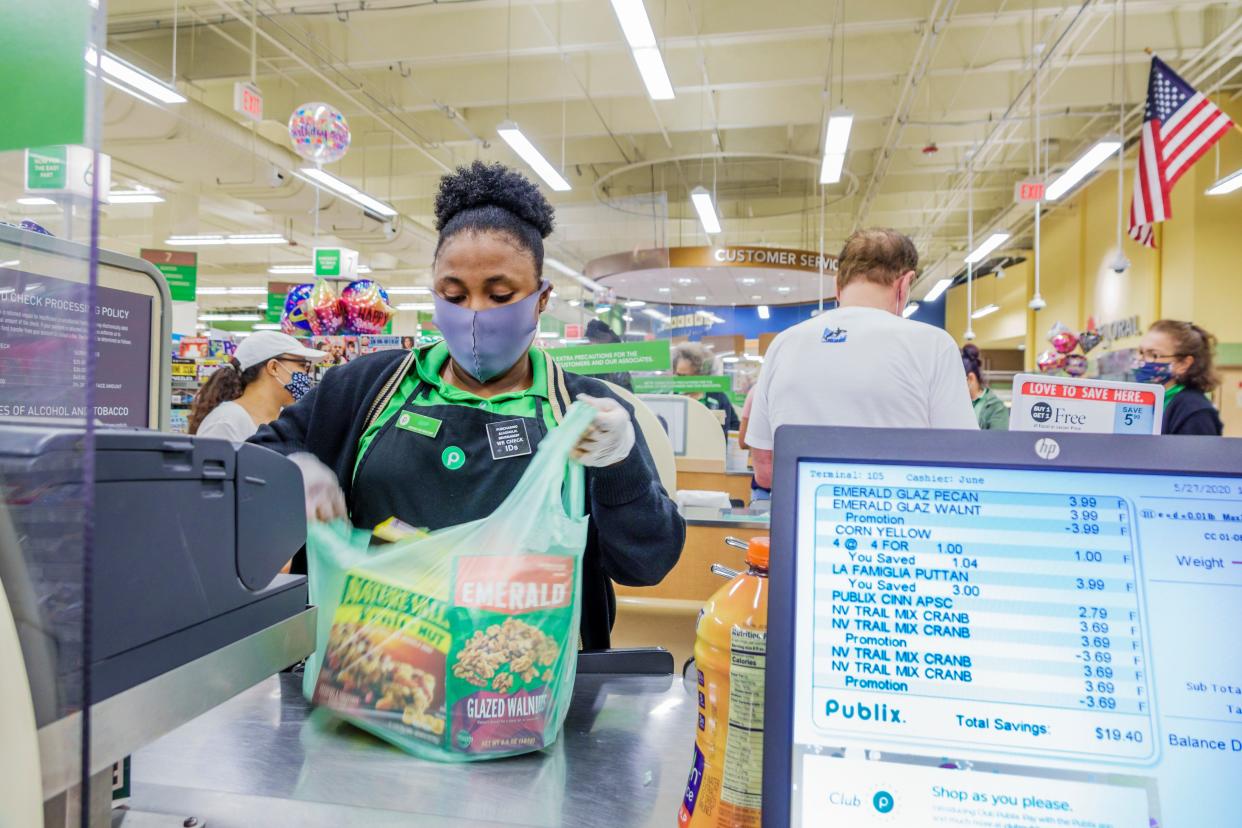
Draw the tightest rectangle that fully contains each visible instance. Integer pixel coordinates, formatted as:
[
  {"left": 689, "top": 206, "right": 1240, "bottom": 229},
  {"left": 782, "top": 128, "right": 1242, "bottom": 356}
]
[{"left": 808, "top": 473, "right": 1157, "bottom": 762}]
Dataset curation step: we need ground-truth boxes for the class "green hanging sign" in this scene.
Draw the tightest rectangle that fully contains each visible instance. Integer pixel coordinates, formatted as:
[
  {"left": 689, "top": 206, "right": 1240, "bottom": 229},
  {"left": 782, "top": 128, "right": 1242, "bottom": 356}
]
[
  {"left": 0, "top": 1, "right": 89, "bottom": 152},
  {"left": 140, "top": 249, "right": 198, "bottom": 303},
  {"left": 632, "top": 375, "right": 732, "bottom": 395},
  {"left": 547, "top": 340, "right": 670, "bottom": 375}
]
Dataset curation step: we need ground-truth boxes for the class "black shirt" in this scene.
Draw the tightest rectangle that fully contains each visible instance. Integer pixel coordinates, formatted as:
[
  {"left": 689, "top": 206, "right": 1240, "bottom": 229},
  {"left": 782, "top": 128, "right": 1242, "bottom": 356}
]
[{"left": 1162, "top": 387, "right": 1223, "bottom": 436}]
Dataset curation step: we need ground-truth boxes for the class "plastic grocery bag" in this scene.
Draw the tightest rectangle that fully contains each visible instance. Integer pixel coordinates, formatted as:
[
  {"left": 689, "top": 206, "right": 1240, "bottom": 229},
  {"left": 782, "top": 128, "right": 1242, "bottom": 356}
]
[{"left": 302, "top": 402, "right": 596, "bottom": 761}]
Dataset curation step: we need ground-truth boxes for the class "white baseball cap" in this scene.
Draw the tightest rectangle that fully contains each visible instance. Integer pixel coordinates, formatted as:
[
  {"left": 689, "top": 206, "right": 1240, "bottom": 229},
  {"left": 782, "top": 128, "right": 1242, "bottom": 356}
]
[{"left": 235, "top": 330, "right": 327, "bottom": 371}]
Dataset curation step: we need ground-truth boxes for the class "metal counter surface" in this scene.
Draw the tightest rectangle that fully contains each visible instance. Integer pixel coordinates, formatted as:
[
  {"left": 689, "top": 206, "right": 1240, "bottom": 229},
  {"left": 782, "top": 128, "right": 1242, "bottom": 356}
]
[{"left": 129, "top": 670, "right": 697, "bottom": 827}]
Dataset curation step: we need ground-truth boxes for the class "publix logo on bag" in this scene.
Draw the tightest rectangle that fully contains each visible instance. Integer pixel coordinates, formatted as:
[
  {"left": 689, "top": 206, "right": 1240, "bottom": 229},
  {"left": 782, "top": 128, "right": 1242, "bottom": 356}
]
[{"left": 822, "top": 326, "right": 848, "bottom": 344}]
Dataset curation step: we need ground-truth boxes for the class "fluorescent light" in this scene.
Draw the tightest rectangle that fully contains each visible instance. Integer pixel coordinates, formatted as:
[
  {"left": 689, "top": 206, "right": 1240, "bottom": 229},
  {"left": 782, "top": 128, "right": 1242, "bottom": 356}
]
[
  {"left": 739, "top": 277, "right": 758, "bottom": 285},
  {"left": 690, "top": 187, "right": 721, "bottom": 235},
  {"left": 722, "top": 356, "right": 739, "bottom": 364},
  {"left": 497, "top": 122, "right": 571, "bottom": 191},
  {"left": 595, "top": 305, "right": 611, "bottom": 315},
  {"left": 676, "top": 278, "right": 694, "bottom": 285},
  {"left": 107, "top": 189, "right": 164, "bottom": 204},
  {"left": 609, "top": 0, "right": 675, "bottom": 101},
  {"left": 970, "top": 303, "right": 1000, "bottom": 319},
  {"left": 568, "top": 299, "right": 581, "bottom": 307},
  {"left": 902, "top": 302, "right": 919, "bottom": 318},
  {"left": 545, "top": 257, "right": 604, "bottom": 291},
  {"left": 964, "top": 231, "right": 1010, "bottom": 265},
  {"left": 196, "top": 286, "right": 267, "bottom": 295},
  {"left": 622, "top": 314, "right": 634, "bottom": 322},
  {"left": 757, "top": 305, "right": 770, "bottom": 320},
  {"left": 1044, "top": 137, "right": 1121, "bottom": 200},
  {"left": 197, "top": 313, "right": 261, "bottom": 322},
  {"left": 86, "top": 48, "right": 185, "bottom": 104},
  {"left": 777, "top": 286, "right": 792, "bottom": 293},
  {"left": 643, "top": 308, "right": 670, "bottom": 322},
  {"left": 17, "top": 197, "right": 57, "bottom": 206},
  {"left": 819, "top": 109, "right": 853, "bottom": 184},
  {"left": 694, "top": 295, "right": 707, "bottom": 301},
  {"left": 923, "top": 277, "right": 953, "bottom": 302},
  {"left": 166, "top": 234, "right": 287, "bottom": 246},
  {"left": 252, "top": 323, "right": 281, "bottom": 331},
  {"left": 659, "top": 287, "right": 671, "bottom": 293},
  {"left": 1206, "top": 168, "right": 1242, "bottom": 196},
  {"left": 751, "top": 294, "right": 762, "bottom": 300},
  {"left": 385, "top": 286, "right": 431, "bottom": 295},
  {"left": 396, "top": 302, "right": 435, "bottom": 311},
  {"left": 623, "top": 300, "right": 647, "bottom": 307},
  {"left": 297, "top": 167, "right": 399, "bottom": 217}
]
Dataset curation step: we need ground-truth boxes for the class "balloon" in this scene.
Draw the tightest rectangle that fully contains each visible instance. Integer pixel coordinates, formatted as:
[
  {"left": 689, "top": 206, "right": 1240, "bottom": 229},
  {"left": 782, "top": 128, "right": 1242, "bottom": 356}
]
[
  {"left": 1064, "top": 354, "right": 1089, "bottom": 377},
  {"left": 1047, "top": 320, "right": 1072, "bottom": 342},
  {"left": 306, "top": 280, "right": 345, "bottom": 335},
  {"left": 1078, "top": 330, "right": 1102, "bottom": 354},
  {"left": 281, "top": 283, "right": 314, "bottom": 335},
  {"left": 340, "top": 279, "right": 394, "bottom": 335},
  {"left": 1051, "top": 330, "right": 1079, "bottom": 354},
  {"left": 1037, "top": 350, "right": 1065, "bottom": 373},
  {"left": 287, "top": 102, "right": 351, "bottom": 164}
]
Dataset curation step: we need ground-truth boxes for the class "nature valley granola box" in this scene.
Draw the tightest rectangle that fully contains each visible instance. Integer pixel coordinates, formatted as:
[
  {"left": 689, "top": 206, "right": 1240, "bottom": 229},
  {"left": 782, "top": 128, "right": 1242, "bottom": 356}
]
[{"left": 446, "top": 554, "right": 577, "bottom": 755}]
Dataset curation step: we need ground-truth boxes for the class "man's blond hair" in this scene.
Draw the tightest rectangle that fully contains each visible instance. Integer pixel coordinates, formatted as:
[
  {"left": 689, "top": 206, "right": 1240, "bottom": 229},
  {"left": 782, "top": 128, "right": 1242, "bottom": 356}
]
[{"left": 835, "top": 228, "right": 919, "bottom": 291}]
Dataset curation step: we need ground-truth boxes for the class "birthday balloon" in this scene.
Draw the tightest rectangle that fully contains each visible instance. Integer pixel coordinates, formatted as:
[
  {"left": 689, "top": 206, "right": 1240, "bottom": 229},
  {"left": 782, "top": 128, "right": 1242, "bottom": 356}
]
[
  {"left": 1051, "top": 330, "right": 1079, "bottom": 354},
  {"left": 306, "top": 280, "right": 345, "bottom": 335},
  {"left": 281, "top": 283, "right": 314, "bottom": 335},
  {"left": 1037, "top": 349, "right": 1065, "bottom": 373},
  {"left": 1064, "top": 354, "right": 1089, "bottom": 377},
  {"left": 340, "top": 279, "right": 394, "bottom": 335},
  {"left": 1078, "top": 330, "right": 1103, "bottom": 354},
  {"left": 287, "top": 102, "right": 351, "bottom": 164}
]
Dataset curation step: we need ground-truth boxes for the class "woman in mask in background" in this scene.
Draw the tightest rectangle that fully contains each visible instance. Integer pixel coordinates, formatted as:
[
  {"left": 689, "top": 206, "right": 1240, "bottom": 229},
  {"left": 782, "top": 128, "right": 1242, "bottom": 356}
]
[
  {"left": 1135, "top": 320, "right": 1223, "bottom": 436},
  {"left": 189, "top": 330, "right": 325, "bottom": 441},
  {"left": 251, "top": 161, "right": 684, "bottom": 649}
]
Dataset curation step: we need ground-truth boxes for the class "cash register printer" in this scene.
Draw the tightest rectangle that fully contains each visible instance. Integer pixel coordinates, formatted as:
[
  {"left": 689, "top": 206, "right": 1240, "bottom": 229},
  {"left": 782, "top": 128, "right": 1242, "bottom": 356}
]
[{"left": 0, "top": 424, "right": 314, "bottom": 822}]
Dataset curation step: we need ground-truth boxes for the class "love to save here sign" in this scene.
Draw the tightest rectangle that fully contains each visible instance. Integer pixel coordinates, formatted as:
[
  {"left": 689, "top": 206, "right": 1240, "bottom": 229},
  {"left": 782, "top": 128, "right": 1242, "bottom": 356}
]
[{"left": 1010, "top": 374, "right": 1164, "bottom": 435}]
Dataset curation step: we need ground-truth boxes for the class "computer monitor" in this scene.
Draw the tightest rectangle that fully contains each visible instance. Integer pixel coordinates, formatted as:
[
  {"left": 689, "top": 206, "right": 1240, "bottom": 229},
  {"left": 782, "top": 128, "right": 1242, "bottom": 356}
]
[{"left": 764, "top": 427, "right": 1242, "bottom": 827}]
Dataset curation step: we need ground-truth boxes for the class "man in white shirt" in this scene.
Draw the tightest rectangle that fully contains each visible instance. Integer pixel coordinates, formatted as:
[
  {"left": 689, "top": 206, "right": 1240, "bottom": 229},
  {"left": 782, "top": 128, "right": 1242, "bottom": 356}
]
[{"left": 747, "top": 228, "right": 977, "bottom": 487}]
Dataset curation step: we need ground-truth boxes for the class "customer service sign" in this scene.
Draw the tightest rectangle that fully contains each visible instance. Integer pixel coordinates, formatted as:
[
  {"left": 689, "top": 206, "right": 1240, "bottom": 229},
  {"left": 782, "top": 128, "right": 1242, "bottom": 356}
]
[{"left": 1011, "top": 374, "right": 1164, "bottom": 435}]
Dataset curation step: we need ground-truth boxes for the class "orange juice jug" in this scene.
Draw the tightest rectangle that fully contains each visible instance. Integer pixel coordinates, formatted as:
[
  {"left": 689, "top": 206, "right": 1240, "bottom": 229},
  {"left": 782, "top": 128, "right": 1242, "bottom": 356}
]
[{"left": 678, "top": 536, "right": 769, "bottom": 828}]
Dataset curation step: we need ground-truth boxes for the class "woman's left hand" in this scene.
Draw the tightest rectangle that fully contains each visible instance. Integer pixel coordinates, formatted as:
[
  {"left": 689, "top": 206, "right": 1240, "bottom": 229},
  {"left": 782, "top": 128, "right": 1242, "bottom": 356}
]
[{"left": 572, "top": 394, "right": 635, "bottom": 467}]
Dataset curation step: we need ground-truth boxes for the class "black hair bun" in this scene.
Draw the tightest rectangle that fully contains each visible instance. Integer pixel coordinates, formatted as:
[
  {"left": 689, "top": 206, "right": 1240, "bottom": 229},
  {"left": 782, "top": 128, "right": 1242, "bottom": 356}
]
[
  {"left": 962, "top": 343, "right": 981, "bottom": 360},
  {"left": 434, "top": 160, "right": 555, "bottom": 238}
]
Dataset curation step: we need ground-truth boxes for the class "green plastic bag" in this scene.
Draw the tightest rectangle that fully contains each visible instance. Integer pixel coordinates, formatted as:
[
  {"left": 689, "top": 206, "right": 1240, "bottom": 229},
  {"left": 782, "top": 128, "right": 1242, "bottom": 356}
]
[{"left": 302, "top": 402, "right": 596, "bottom": 761}]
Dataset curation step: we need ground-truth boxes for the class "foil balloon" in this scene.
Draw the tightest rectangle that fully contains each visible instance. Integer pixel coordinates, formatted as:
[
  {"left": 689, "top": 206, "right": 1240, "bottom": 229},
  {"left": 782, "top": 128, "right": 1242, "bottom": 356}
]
[
  {"left": 1078, "top": 330, "right": 1103, "bottom": 354},
  {"left": 340, "top": 279, "right": 394, "bottom": 335},
  {"left": 1037, "top": 349, "right": 1065, "bottom": 373},
  {"left": 1051, "top": 330, "right": 1079, "bottom": 354},
  {"left": 281, "top": 283, "right": 314, "bottom": 335},
  {"left": 1064, "top": 353, "right": 1089, "bottom": 377},
  {"left": 287, "top": 102, "right": 351, "bottom": 164},
  {"left": 306, "top": 280, "right": 345, "bottom": 335}
]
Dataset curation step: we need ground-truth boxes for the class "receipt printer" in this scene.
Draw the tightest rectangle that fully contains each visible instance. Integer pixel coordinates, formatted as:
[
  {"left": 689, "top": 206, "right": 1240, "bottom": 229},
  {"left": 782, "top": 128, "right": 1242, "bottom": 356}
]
[{"left": 0, "top": 426, "right": 307, "bottom": 720}]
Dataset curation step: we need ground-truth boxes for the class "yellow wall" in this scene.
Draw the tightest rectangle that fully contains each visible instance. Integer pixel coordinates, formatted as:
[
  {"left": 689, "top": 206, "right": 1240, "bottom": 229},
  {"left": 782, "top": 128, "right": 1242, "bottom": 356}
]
[{"left": 944, "top": 97, "right": 1242, "bottom": 371}]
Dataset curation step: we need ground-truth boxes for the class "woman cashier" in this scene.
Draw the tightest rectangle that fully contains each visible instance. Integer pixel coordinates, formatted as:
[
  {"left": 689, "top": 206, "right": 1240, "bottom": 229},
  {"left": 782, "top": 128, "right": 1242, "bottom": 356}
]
[{"left": 251, "top": 161, "right": 685, "bottom": 649}]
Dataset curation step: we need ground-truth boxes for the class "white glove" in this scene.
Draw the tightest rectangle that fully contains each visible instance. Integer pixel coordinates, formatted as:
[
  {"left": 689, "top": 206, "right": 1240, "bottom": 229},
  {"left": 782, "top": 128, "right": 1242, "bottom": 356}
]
[
  {"left": 290, "top": 452, "right": 347, "bottom": 522},
  {"left": 572, "top": 394, "right": 636, "bottom": 468}
]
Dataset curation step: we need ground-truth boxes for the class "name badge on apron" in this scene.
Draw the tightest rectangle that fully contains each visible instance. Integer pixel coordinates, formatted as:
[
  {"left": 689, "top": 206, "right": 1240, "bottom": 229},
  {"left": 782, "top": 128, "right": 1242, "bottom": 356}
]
[{"left": 486, "top": 419, "right": 533, "bottom": 460}]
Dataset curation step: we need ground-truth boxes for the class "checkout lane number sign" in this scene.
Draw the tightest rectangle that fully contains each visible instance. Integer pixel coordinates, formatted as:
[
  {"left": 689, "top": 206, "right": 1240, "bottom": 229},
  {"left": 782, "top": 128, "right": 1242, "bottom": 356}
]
[{"left": 1010, "top": 374, "right": 1164, "bottom": 435}]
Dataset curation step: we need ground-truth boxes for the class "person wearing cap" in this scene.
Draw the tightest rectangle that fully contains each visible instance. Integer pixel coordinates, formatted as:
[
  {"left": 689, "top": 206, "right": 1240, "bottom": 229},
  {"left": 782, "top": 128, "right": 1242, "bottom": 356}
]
[{"left": 188, "top": 330, "right": 326, "bottom": 441}]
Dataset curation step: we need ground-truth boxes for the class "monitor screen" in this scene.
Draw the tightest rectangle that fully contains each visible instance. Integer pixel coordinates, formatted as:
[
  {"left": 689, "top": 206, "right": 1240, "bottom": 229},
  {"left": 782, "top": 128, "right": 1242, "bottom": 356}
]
[{"left": 789, "top": 458, "right": 1241, "bottom": 827}]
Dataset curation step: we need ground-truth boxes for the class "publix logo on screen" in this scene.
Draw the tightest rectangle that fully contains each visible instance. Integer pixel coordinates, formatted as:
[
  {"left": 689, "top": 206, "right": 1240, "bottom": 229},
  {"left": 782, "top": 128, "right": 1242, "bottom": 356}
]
[{"left": 824, "top": 699, "right": 903, "bottom": 724}]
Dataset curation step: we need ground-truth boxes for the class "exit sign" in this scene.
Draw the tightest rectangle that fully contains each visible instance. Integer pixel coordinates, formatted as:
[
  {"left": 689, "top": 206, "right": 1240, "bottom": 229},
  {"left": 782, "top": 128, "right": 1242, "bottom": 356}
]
[
  {"left": 1015, "top": 179, "right": 1045, "bottom": 203},
  {"left": 233, "top": 82, "right": 263, "bottom": 122}
]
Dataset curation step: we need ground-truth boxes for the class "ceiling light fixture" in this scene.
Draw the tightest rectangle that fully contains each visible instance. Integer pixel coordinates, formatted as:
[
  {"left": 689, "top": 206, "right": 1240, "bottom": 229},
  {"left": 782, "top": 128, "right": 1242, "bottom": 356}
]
[
  {"left": 16, "top": 197, "right": 57, "bottom": 206},
  {"left": 658, "top": 287, "right": 671, "bottom": 293},
  {"left": 296, "top": 167, "right": 399, "bottom": 217},
  {"left": 1206, "top": 168, "right": 1242, "bottom": 196},
  {"left": 777, "top": 286, "right": 792, "bottom": 293},
  {"left": 751, "top": 294, "right": 762, "bottom": 300},
  {"left": 608, "top": 0, "right": 675, "bottom": 101},
  {"left": 497, "top": 121, "right": 571, "bottom": 191},
  {"left": 694, "top": 295, "right": 707, "bottom": 301},
  {"left": 107, "top": 188, "right": 164, "bottom": 204},
  {"left": 642, "top": 308, "right": 670, "bottom": 322},
  {"left": 395, "top": 302, "right": 435, "bottom": 312},
  {"left": 252, "top": 323, "right": 281, "bottom": 331},
  {"left": 922, "top": 277, "right": 953, "bottom": 302},
  {"left": 85, "top": 48, "right": 186, "bottom": 105},
  {"left": 757, "top": 305, "right": 770, "bottom": 320},
  {"left": 689, "top": 187, "right": 721, "bottom": 235},
  {"left": 197, "top": 313, "right": 261, "bottom": 322},
  {"left": 623, "top": 300, "right": 647, "bottom": 308},
  {"left": 819, "top": 109, "right": 854, "bottom": 184},
  {"left": 384, "top": 286, "right": 431, "bottom": 295},
  {"left": 266, "top": 264, "right": 371, "bottom": 275},
  {"left": 166, "top": 234, "right": 287, "bottom": 246},
  {"left": 594, "top": 305, "right": 611, "bottom": 315},
  {"left": 545, "top": 257, "right": 605, "bottom": 292},
  {"left": 902, "top": 302, "right": 920, "bottom": 318},
  {"left": 970, "top": 303, "right": 1000, "bottom": 319},
  {"left": 964, "top": 231, "right": 1010, "bottom": 265},
  {"left": 1044, "top": 137, "right": 1121, "bottom": 200},
  {"left": 195, "top": 286, "right": 267, "bottom": 296}
]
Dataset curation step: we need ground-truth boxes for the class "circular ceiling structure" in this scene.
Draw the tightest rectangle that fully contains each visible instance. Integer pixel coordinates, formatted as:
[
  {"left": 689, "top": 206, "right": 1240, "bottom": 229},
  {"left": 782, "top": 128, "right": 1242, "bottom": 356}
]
[{"left": 587, "top": 246, "right": 838, "bottom": 307}]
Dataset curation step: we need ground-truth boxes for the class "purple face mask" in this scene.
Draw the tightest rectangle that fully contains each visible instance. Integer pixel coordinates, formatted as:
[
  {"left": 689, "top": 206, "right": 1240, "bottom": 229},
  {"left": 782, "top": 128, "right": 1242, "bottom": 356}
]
[{"left": 432, "top": 280, "right": 549, "bottom": 382}]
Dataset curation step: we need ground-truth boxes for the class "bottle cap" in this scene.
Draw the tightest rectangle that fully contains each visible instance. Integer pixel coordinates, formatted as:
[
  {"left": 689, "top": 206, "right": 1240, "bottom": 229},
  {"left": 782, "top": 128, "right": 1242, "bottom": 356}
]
[{"left": 747, "top": 536, "right": 770, "bottom": 569}]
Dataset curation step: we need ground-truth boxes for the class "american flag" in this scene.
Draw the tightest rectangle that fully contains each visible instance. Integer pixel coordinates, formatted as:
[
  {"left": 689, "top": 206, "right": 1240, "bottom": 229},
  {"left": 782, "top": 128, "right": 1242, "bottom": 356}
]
[{"left": 1128, "top": 56, "right": 1234, "bottom": 247}]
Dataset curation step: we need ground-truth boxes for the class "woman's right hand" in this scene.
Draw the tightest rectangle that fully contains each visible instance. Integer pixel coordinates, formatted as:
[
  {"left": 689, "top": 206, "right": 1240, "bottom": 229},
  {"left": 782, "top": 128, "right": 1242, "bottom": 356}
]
[{"left": 289, "top": 452, "right": 347, "bottom": 522}]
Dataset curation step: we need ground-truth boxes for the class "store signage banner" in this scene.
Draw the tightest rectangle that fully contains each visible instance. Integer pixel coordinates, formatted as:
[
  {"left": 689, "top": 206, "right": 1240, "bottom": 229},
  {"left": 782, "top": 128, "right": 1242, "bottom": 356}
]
[
  {"left": 667, "top": 245, "right": 838, "bottom": 274},
  {"left": 141, "top": 249, "right": 198, "bottom": 303},
  {"left": 1011, "top": 374, "right": 1163, "bottom": 435},
  {"left": 632, "top": 375, "right": 731, "bottom": 395},
  {"left": 547, "top": 340, "right": 670, "bottom": 375},
  {"left": 25, "top": 145, "right": 110, "bottom": 200},
  {"left": 266, "top": 281, "right": 295, "bottom": 323},
  {"left": 314, "top": 246, "right": 358, "bottom": 279},
  {"left": 0, "top": 0, "right": 89, "bottom": 152}
]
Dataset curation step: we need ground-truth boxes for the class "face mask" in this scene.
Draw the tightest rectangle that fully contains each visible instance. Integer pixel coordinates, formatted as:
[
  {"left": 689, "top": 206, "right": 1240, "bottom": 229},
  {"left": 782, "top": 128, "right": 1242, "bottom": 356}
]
[
  {"left": 433, "top": 281, "right": 549, "bottom": 382},
  {"left": 281, "top": 368, "right": 314, "bottom": 401},
  {"left": 1133, "top": 361, "right": 1174, "bottom": 385}
]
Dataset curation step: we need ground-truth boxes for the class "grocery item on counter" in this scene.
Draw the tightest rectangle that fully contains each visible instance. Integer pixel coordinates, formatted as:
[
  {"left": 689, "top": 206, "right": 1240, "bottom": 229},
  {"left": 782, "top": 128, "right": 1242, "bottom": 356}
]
[
  {"left": 679, "top": 536, "right": 769, "bottom": 828},
  {"left": 303, "top": 403, "right": 596, "bottom": 762}
]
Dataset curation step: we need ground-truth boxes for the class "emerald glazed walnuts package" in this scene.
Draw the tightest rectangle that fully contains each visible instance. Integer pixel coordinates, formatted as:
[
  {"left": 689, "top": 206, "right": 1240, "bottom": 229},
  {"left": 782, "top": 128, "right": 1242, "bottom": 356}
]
[{"left": 303, "top": 404, "right": 595, "bottom": 761}]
